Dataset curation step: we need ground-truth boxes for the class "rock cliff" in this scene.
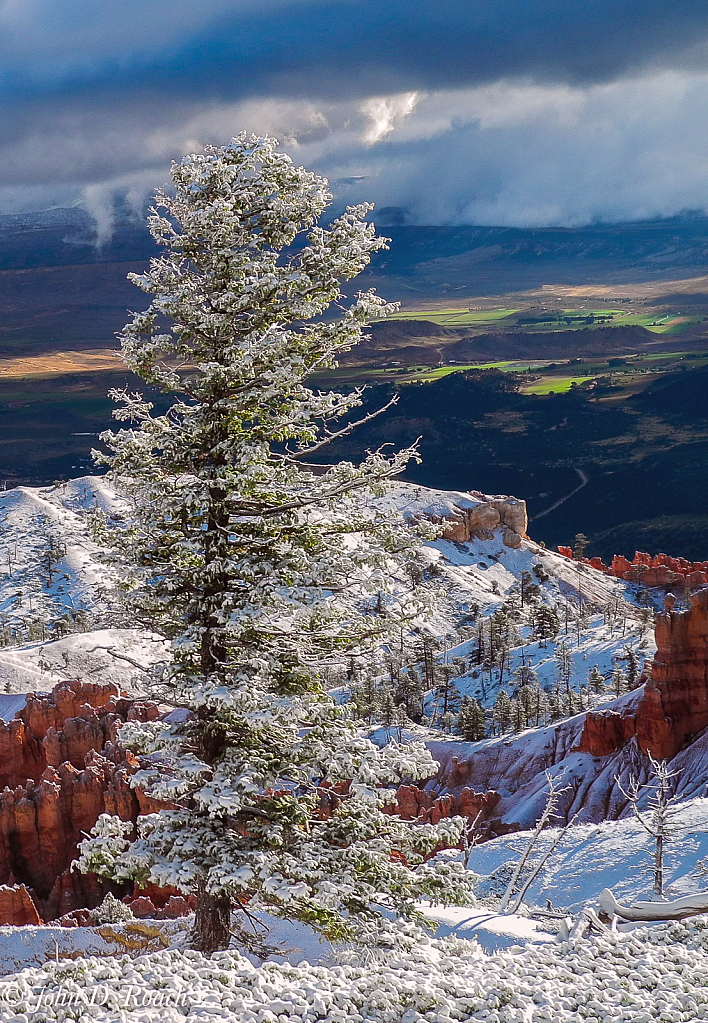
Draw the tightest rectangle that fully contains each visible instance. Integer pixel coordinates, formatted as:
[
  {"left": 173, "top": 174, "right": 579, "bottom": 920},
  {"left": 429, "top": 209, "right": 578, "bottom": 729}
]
[
  {"left": 388, "top": 783, "right": 501, "bottom": 827},
  {"left": 386, "top": 485, "right": 528, "bottom": 548},
  {"left": 578, "top": 589, "right": 708, "bottom": 761},
  {"left": 438, "top": 494, "right": 528, "bottom": 548},
  {"left": 0, "top": 884, "right": 42, "bottom": 926},
  {"left": 635, "top": 588, "right": 708, "bottom": 759},
  {"left": 577, "top": 708, "right": 638, "bottom": 757}
]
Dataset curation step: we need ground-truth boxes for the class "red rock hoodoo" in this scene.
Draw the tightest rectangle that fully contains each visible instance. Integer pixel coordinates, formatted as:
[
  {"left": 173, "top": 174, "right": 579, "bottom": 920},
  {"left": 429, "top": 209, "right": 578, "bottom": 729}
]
[
  {"left": 558, "top": 546, "right": 708, "bottom": 590},
  {"left": 579, "top": 588, "right": 708, "bottom": 760},
  {"left": 389, "top": 783, "right": 501, "bottom": 826},
  {"left": 577, "top": 708, "right": 637, "bottom": 757},
  {"left": 0, "top": 884, "right": 42, "bottom": 925},
  {"left": 635, "top": 587, "right": 708, "bottom": 759},
  {"left": 0, "top": 680, "right": 165, "bottom": 924}
]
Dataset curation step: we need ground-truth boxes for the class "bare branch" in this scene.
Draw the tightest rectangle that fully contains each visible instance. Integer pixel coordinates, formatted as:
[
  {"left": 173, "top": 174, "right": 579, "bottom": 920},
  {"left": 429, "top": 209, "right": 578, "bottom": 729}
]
[{"left": 287, "top": 395, "right": 400, "bottom": 460}]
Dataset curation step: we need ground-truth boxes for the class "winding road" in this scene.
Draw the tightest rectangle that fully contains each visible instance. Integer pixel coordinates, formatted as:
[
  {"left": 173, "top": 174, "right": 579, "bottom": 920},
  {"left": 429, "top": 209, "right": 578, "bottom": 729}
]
[{"left": 529, "top": 467, "right": 589, "bottom": 523}]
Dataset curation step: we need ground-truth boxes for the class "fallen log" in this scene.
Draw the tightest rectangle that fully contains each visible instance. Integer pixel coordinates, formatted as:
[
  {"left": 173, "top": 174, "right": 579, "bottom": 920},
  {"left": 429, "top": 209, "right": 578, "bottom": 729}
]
[{"left": 599, "top": 888, "right": 708, "bottom": 922}]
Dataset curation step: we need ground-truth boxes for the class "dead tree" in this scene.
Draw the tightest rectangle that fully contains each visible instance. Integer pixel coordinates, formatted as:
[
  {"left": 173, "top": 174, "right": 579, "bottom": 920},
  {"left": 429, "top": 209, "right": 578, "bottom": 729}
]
[
  {"left": 617, "top": 755, "right": 683, "bottom": 900},
  {"left": 500, "top": 770, "right": 573, "bottom": 914}
]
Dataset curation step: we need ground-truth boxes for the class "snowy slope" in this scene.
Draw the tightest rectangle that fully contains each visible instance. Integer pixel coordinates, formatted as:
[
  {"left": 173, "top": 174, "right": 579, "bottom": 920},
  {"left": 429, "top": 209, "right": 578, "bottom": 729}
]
[
  {"left": 0, "top": 473, "right": 662, "bottom": 817},
  {"left": 0, "top": 475, "right": 649, "bottom": 703},
  {"left": 0, "top": 694, "right": 29, "bottom": 721},
  {"left": 424, "top": 532, "right": 652, "bottom": 707},
  {"left": 0, "top": 476, "right": 123, "bottom": 631},
  {"left": 0, "top": 477, "right": 173, "bottom": 694},
  {"left": 417, "top": 686, "right": 646, "bottom": 821},
  {"left": 379, "top": 501, "right": 653, "bottom": 722},
  {"left": 468, "top": 797, "right": 708, "bottom": 912},
  {"left": 0, "top": 628, "right": 168, "bottom": 695}
]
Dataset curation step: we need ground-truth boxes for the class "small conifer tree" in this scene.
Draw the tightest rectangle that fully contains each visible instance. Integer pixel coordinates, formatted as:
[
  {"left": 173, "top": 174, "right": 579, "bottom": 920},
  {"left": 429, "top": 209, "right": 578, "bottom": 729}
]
[
  {"left": 493, "top": 690, "right": 512, "bottom": 733},
  {"left": 612, "top": 665, "right": 629, "bottom": 697},
  {"left": 587, "top": 664, "right": 606, "bottom": 695},
  {"left": 624, "top": 645, "right": 640, "bottom": 688},
  {"left": 458, "top": 696, "right": 486, "bottom": 741}
]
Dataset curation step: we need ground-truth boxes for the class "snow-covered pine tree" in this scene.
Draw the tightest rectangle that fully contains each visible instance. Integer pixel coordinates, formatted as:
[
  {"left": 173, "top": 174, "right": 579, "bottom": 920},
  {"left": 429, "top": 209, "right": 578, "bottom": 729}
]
[
  {"left": 555, "top": 640, "right": 573, "bottom": 696},
  {"left": 457, "top": 696, "right": 486, "bottom": 741},
  {"left": 493, "top": 690, "right": 512, "bottom": 733},
  {"left": 77, "top": 136, "right": 470, "bottom": 952},
  {"left": 624, "top": 645, "right": 640, "bottom": 688},
  {"left": 587, "top": 664, "right": 606, "bottom": 695},
  {"left": 612, "top": 664, "right": 629, "bottom": 697},
  {"left": 513, "top": 662, "right": 538, "bottom": 690}
]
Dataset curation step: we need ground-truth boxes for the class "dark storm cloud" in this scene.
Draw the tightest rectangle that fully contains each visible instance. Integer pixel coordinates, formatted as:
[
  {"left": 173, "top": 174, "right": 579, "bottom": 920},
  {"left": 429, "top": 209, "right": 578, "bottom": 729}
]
[
  {"left": 3, "top": 0, "right": 708, "bottom": 225},
  {"left": 3, "top": 0, "right": 708, "bottom": 105},
  {"left": 130, "top": 0, "right": 708, "bottom": 100}
]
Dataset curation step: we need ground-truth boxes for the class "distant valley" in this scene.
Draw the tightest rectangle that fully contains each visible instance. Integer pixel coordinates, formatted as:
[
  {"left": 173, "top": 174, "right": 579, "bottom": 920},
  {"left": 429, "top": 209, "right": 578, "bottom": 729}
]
[{"left": 0, "top": 208, "right": 707, "bottom": 562}]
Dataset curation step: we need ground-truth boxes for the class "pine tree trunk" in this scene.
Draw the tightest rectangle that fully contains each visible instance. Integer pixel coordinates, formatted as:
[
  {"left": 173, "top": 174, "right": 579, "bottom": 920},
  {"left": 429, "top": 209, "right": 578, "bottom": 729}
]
[{"left": 191, "top": 888, "right": 233, "bottom": 953}]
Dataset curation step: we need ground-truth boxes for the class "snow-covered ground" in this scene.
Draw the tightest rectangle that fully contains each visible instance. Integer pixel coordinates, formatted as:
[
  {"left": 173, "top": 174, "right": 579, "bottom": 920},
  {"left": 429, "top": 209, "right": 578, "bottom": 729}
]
[
  {"left": 0, "top": 475, "right": 650, "bottom": 707},
  {"left": 0, "top": 906, "right": 553, "bottom": 979},
  {"left": 0, "top": 476, "right": 700, "bottom": 1018},
  {"left": 421, "top": 904, "right": 555, "bottom": 950},
  {"left": 0, "top": 628, "right": 168, "bottom": 695},
  {"left": 424, "top": 532, "right": 653, "bottom": 712},
  {"left": 0, "top": 477, "right": 124, "bottom": 629},
  {"left": 0, "top": 477, "right": 171, "bottom": 694},
  {"left": 3, "top": 920, "right": 708, "bottom": 1021}
]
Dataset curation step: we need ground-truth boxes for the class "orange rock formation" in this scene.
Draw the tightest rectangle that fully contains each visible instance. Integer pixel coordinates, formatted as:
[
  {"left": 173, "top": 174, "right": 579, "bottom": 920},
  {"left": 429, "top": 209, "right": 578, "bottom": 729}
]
[
  {"left": 579, "top": 588, "right": 708, "bottom": 760},
  {"left": 558, "top": 546, "right": 708, "bottom": 590},
  {"left": 390, "top": 783, "right": 500, "bottom": 825},
  {"left": 636, "top": 588, "right": 708, "bottom": 759},
  {"left": 437, "top": 495, "right": 528, "bottom": 548},
  {"left": 0, "top": 884, "right": 42, "bottom": 925},
  {"left": 0, "top": 680, "right": 163, "bottom": 924}
]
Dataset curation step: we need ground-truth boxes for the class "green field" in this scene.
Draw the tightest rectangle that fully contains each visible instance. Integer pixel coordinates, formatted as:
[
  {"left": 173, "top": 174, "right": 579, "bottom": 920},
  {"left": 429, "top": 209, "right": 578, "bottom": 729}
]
[
  {"left": 385, "top": 307, "right": 520, "bottom": 326},
  {"left": 610, "top": 314, "right": 703, "bottom": 334},
  {"left": 315, "top": 348, "right": 708, "bottom": 390},
  {"left": 383, "top": 304, "right": 706, "bottom": 335},
  {"left": 520, "top": 375, "right": 595, "bottom": 394},
  {"left": 312, "top": 359, "right": 524, "bottom": 386}
]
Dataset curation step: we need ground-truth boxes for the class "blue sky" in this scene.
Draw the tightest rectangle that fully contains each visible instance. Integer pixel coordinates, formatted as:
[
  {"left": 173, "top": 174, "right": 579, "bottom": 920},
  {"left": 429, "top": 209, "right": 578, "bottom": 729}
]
[{"left": 3, "top": 0, "right": 708, "bottom": 228}]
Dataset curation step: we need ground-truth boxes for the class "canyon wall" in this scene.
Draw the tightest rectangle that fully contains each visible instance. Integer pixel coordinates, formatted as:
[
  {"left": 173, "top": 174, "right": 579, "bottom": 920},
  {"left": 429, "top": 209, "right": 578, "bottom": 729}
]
[
  {"left": 0, "top": 678, "right": 493, "bottom": 925},
  {"left": 4, "top": 583, "right": 708, "bottom": 923}
]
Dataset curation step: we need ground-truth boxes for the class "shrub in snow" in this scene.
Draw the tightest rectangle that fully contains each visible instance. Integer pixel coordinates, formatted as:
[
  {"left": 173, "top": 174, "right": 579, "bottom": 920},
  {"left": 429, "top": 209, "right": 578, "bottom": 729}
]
[
  {"left": 91, "top": 892, "right": 135, "bottom": 925},
  {"left": 5, "top": 919, "right": 708, "bottom": 1021},
  {"left": 79, "top": 135, "right": 471, "bottom": 953}
]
